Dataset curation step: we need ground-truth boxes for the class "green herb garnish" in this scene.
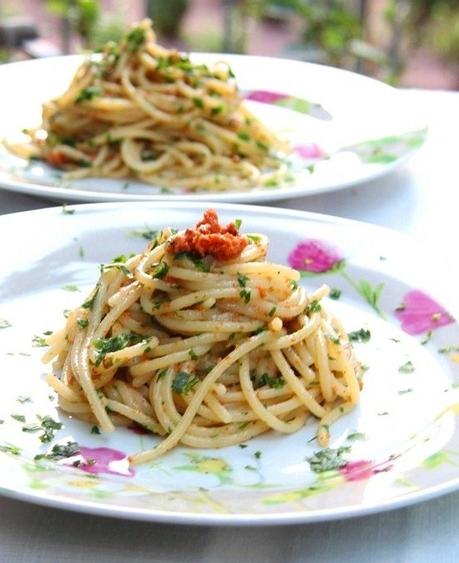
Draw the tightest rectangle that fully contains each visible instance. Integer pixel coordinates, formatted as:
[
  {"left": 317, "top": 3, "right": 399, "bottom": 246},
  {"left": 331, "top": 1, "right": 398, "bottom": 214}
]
[
  {"left": 61, "top": 204, "right": 75, "bottom": 215},
  {"left": 307, "top": 446, "right": 351, "bottom": 473},
  {"left": 329, "top": 288, "right": 342, "bottom": 300},
  {"left": 152, "top": 262, "right": 169, "bottom": 280},
  {"left": 399, "top": 361, "right": 415, "bottom": 373},
  {"left": 76, "top": 86, "right": 102, "bottom": 104},
  {"left": 237, "top": 272, "right": 249, "bottom": 287},
  {"left": 172, "top": 371, "right": 200, "bottom": 394},
  {"left": 32, "top": 335, "right": 48, "bottom": 347},
  {"left": 307, "top": 300, "right": 322, "bottom": 314},
  {"left": 348, "top": 328, "right": 371, "bottom": 343},
  {"left": 126, "top": 27, "right": 146, "bottom": 52},
  {"left": 258, "top": 373, "right": 285, "bottom": 389},
  {"left": 239, "top": 289, "right": 251, "bottom": 303},
  {"left": 34, "top": 441, "right": 80, "bottom": 461},
  {"left": 38, "top": 415, "right": 63, "bottom": 443},
  {"left": 0, "top": 443, "right": 21, "bottom": 456},
  {"left": 93, "top": 333, "right": 143, "bottom": 366}
]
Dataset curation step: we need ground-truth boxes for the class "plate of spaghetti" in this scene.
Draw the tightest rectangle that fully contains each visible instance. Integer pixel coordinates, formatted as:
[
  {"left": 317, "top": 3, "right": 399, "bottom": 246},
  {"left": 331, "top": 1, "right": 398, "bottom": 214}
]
[
  {"left": 0, "top": 203, "right": 458, "bottom": 525},
  {"left": 0, "top": 20, "right": 426, "bottom": 202}
]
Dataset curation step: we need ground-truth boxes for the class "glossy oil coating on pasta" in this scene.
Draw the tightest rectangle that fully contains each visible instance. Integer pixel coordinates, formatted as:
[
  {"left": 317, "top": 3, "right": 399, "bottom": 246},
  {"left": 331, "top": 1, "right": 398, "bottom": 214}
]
[
  {"left": 8, "top": 20, "right": 291, "bottom": 193},
  {"left": 43, "top": 210, "right": 362, "bottom": 465}
]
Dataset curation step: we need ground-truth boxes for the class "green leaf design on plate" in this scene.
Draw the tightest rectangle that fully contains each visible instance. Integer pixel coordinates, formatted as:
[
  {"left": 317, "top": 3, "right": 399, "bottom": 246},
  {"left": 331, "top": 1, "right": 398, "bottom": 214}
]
[
  {"left": 340, "top": 271, "right": 385, "bottom": 318},
  {"left": 29, "top": 478, "right": 48, "bottom": 490},
  {"left": 422, "top": 451, "right": 449, "bottom": 469},
  {"left": 263, "top": 474, "right": 340, "bottom": 505},
  {"left": 365, "top": 153, "right": 398, "bottom": 164},
  {"left": 274, "top": 97, "right": 311, "bottom": 114},
  {"left": 175, "top": 454, "right": 233, "bottom": 484},
  {"left": 343, "top": 128, "right": 427, "bottom": 165}
]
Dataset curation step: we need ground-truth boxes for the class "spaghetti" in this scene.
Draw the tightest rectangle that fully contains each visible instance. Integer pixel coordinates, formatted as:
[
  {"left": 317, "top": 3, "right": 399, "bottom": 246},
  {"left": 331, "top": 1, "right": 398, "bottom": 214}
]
[
  {"left": 9, "top": 20, "right": 290, "bottom": 192},
  {"left": 43, "top": 210, "right": 362, "bottom": 464}
]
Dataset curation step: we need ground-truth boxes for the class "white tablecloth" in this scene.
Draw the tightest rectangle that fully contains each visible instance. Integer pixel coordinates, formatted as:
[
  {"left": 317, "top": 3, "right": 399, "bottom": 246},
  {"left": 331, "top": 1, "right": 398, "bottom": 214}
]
[{"left": 0, "top": 89, "right": 458, "bottom": 562}]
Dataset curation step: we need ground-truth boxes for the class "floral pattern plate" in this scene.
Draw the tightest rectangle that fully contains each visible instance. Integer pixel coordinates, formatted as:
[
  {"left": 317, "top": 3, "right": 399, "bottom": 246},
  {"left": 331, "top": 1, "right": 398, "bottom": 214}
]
[
  {"left": 0, "top": 202, "right": 458, "bottom": 525},
  {"left": 0, "top": 54, "right": 426, "bottom": 203}
]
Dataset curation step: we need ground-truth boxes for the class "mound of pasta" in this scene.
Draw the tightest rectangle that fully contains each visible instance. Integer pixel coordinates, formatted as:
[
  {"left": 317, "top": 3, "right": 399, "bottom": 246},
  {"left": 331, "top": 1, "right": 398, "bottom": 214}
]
[
  {"left": 11, "top": 20, "right": 290, "bottom": 192},
  {"left": 44, "top": 210, "right": 362, "bottom": 464}
]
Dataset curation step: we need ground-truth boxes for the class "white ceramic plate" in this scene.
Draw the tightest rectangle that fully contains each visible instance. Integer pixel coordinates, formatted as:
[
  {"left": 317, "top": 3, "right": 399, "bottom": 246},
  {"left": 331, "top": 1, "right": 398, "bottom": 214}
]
[
  {"left": 0, "top": 202, "right": 458, "bottom": 525},
  {"left": 0, "top": 55, "right": 426, "bottom": 203}
]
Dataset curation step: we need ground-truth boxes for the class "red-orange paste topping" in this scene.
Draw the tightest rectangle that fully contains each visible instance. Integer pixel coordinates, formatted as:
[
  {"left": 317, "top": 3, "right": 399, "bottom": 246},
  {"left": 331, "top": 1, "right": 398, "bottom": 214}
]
[{"left": 168, "top": 209, "right": 248, "bottom": 261}]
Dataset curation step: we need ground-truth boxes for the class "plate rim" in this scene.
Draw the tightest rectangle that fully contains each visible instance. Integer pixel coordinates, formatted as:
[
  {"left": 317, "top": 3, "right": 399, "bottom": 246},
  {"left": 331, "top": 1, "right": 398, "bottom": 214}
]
[
  {"left": 0, "top": 53, "right": 426, "bottom": 203},
  {"left": 0, "top": 200, "right": 457, "bottom": 526}
]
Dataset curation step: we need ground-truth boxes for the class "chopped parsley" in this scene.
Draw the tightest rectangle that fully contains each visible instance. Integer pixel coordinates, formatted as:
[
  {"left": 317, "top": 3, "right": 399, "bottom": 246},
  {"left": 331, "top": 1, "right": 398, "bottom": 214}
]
[
  {"left": 348, "top": 328, "right": 371, "bottom": 343},
  {"left": 34, "top": 441, "right": 80, "bottom": 462},
  {"left": 62, "top": 284, "right": 80, "bottom": 292},
  {"left": 126, "top": 27, "right": 146, "bottom": 52},
  {"left": 347, "top": 431, "right": 366, "bottom": 442},
  {"left": 307, "top": 300, "right": 322, "bottom": 314},
  {"left": 438, "top": 345, "right": 459, "bottom": 354},
  {"left": 38, "top": 415, "right": 63, "bottom": 443},
  {"left": 237, "top": 131, "right": 250, "bottom": 141},
  {"left": 77, "top": 319, "right": 89, "bottom": 329},
  {"left": 22, "top": 423, "right": 41, "bottom": 433},
  {"left": 82, "top": 287, "right": 99, "bottom": 310},
  {"left": 268, "top": 306, "right": 277, "bottom": 317},
  {"left": 102, "top": 263, "right": 131, "bottom": 277},
  {"left": 128, "top": 226, "right": 158, "bottom": 240},
  {"left": 11, "top": 414, "right": 26, "bottom": 423},
  {"left": 0, "top": 443, "right": 21, "bottom": 456},
  {"left": 239, "top": 289, "right": 251, "bottom": 303},
  {"left": 0, "top": 319, "right": 11, "bottom": 329},
  {"left": 258, "top": 373, "right": 285, "bottom": 389},
  {"left": 398, "top": 360, "right": 415, "bottom": 373},
  {"left": 152, "top": 262, "right": 169, "bottom": 280},
  {"left": 256, "top": 140, "right": 269, "bottom": 152},
  {"left": 307, "top": 446, "right": 350, "bottom": 473},
  {"left": 112, "top": 254, "right": 129, "bottom": 263},
  {"left": 32, "top": 335, "right": 48, "bottom": 347},
  {"left": 192, "top": 97, "right": 204, "bottom": 108},
  {"left": 172, "top": 371, "right": 200, "bottom": 395},
  {"left": 245, "top": 465, "right": 256, "bottom": 471},
  {"left": 254, "top": 450, "right": 262, "bottom": 459},
  {"left": 189, "top": 349, "right": 198, "bottom": 360},
  {"left": 17, "top": 396, "right": 32, "bottom": 404},
  {"left": 91, "top": 425, "right": 101, "bottom": 435},
  {"left": 237, "top": 272, "right": 249, "bottom": 287},
  {"left": 252, "top": 326, "right": 266, "bottom": 336},
  {"left": 93, "top": 333, "right": 144, "bottom": 366},
  {"left": 157, "top": 368, "right": 168, "bottom": 379},
  {"left": 247, "top": 234, "right": 261, "bottom": 243},
  {"left": 421, "top": 331, "right": 433, "bottom": 345},
  {"left": 289, "top": 280, "right": 298, "bottom": 290},
  {"left": 61, "top": 204, "right": 75, "bottom": 215},
  {"left": 174, "top": 252, "right": 210, "bottom": 272},
  {"left": 76, "top": 86, "right": 102, "bottom": 104},
  {"left": 329, "top": 288, "right": 342, "bottom": 300},
  {"left": 398, "top": 388, "right": 413, "bottom": 395}
]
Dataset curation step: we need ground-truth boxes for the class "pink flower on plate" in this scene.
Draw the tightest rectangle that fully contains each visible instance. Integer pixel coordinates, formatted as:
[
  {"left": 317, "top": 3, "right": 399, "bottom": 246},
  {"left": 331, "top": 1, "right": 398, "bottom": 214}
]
[
  {"left": 395, "top": 290, "right": 454, "bottom": 335},
  {"left": 339, "top": 459, "right": 392, "bottom": 482},
  {"left": 245, "top": 90, "right": 288, "bottom": 104},
  {"left": 294, "top": 143, "right": 325, "bottom": 159},
  {"left": 288, "top": 240, "right": 342, "bottom": 273},
  {"left": 79, "top": 446, "right": 134, "bottom": 477}
]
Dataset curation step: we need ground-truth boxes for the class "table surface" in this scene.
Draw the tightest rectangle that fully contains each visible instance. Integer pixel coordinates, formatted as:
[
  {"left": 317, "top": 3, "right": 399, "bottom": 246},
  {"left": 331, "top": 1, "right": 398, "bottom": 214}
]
[{"left": 0, "top": 88, "right": 458, "bottom": 562}]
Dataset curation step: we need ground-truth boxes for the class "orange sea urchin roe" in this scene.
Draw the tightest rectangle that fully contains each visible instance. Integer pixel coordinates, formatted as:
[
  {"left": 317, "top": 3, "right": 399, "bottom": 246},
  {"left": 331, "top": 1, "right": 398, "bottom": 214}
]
[{"left": 168, "top": 209, "right": 248, "bottom": 261}]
